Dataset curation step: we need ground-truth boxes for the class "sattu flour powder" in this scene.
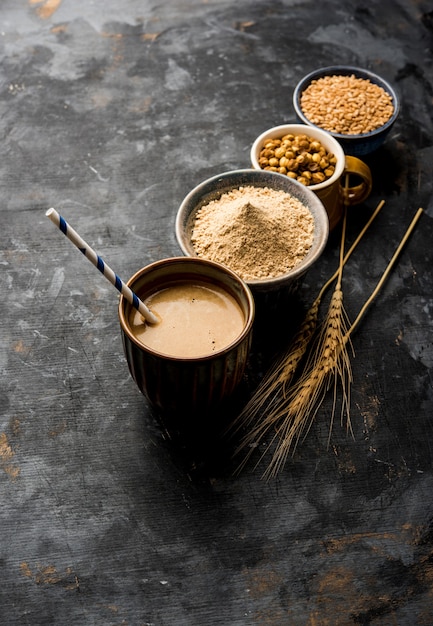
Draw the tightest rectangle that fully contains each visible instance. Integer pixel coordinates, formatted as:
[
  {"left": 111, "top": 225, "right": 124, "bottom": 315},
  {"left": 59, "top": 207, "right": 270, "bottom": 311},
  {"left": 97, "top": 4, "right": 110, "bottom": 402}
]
[{"left": 191, "top": 186, "right": 314, "bottom": 281}]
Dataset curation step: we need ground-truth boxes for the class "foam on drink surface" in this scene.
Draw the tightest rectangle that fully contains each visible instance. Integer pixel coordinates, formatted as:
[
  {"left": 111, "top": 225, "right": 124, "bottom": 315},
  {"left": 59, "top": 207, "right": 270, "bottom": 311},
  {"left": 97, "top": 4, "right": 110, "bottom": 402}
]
[{"left": 128, "top": 281, "right": 245, "bottom": 358}]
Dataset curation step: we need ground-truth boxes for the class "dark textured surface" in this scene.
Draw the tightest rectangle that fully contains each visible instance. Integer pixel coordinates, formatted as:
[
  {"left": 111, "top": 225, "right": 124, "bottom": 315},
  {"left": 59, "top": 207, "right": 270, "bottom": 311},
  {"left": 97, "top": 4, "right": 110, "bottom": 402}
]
[{"left": 1, "top": 1, "right": 433, "bottom": 624}]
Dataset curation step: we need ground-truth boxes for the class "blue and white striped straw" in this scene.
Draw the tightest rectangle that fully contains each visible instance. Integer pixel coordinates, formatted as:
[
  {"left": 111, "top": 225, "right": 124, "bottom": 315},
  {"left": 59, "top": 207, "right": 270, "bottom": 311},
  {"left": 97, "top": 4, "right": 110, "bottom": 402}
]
[{"left": 46, "top": 208, "right": 159, "bottom": 325}]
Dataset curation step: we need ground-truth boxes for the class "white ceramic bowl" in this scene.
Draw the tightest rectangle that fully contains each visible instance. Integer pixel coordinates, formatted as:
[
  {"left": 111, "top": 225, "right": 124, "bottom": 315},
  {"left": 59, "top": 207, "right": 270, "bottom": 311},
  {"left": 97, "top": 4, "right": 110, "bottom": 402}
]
[{"left": 250, "top": 123, "right": 346, "bottom": 193}]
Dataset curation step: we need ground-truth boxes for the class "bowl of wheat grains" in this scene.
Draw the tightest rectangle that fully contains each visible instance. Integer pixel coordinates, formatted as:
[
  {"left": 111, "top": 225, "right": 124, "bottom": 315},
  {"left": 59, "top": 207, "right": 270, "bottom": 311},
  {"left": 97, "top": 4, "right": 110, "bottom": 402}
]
[
  {"left": 293, "top": 65, "right": 400, "bottom": 156},
  {"left": 175, "top": 169, "right": 329, "bottom": 304}
]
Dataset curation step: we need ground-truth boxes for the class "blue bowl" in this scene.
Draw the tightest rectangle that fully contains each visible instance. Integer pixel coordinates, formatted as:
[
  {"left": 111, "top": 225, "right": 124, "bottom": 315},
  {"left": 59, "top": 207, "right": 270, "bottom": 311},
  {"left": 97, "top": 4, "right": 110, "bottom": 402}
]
[{"left": 293, "top": 66, "right": 400, "bottom": 156}]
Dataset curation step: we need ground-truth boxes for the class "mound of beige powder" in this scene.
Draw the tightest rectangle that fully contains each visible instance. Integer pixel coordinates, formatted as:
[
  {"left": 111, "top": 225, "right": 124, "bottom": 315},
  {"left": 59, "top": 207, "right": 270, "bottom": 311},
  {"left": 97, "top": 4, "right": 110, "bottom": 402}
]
[{"left": 191, "top": 186, "right": 314, "bottom": 281}]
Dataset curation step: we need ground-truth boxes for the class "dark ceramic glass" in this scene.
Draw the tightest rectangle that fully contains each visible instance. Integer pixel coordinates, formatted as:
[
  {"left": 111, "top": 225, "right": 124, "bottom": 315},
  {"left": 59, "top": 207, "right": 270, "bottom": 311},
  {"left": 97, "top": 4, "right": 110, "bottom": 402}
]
[{"left": 118, "top": 257, "right": 255, "bottom": 415}]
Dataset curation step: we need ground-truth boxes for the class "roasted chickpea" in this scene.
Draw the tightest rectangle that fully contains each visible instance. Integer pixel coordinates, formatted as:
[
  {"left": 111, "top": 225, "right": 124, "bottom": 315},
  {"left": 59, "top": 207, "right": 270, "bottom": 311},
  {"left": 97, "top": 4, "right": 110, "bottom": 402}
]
[{"left": 257, "top": 133, "right": 338, "bottom": 186}]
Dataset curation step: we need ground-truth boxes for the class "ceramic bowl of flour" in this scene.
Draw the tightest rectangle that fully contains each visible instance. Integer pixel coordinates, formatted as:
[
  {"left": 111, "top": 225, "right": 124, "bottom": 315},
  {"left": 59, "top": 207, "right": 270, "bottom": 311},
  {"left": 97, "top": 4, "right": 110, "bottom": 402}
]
[{"left": 175, "top": 169, "right": 329, "bottom": 296}]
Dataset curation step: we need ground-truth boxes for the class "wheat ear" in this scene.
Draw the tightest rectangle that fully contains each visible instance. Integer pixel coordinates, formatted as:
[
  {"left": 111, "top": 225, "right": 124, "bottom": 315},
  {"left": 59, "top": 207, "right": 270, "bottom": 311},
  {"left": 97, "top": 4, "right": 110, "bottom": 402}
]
[
  {"left": 233, "top": 206, "right": 351, "bottom": 476},
  {"left": 263, "top": 206, "right": 424, "bottom": 478},
  {"left": 262, "top": 208, "right": 352, "bottom": 478},
  {"left": 230, "top": 201, "right": 385, "bottom": 475},
  {"left": 228, "top": 199, "right": 385, "bottom": 443}
]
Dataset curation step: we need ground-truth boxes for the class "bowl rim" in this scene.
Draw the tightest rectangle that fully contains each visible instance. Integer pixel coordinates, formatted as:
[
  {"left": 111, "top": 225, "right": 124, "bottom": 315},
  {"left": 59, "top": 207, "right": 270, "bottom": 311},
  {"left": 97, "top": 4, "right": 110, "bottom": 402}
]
[
  {"left": 175, "top": 168, "right": 329, "bottom": 290},
  {"left": 249, "top": 122, "right": 346, "bottom": 191},
  {"left": 293, "top": 65, "right": 400, "bottom": 140}
]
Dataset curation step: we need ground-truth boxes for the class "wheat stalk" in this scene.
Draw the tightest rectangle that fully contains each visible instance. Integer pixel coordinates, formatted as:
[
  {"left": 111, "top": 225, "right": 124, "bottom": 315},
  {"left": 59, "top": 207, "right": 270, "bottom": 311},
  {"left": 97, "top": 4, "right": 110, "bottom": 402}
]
[
  {"left": 346, "top": 207, "right": 424, "bottom": 338},
  {"left": 229, "top": 200, "right": 385, "bottom": 472},
  {"left": 229, "top": 200, "right": 385, "bottom": 439},
  {"left": 262, "top": 283, "right": 353, "bottom": 479},
  {"left": 261, "top": 205, "right": 353, "bottom": 478},
  {"left": 231, "top": 205, "right": 423, "bottom": 479},
  {"left": 250, "top": 207, "right": 423, "bottom": 479}
]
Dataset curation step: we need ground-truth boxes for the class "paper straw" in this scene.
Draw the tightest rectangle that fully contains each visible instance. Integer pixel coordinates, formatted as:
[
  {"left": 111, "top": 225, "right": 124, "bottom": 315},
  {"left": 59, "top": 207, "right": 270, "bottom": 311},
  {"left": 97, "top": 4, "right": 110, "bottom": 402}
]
[{"left": 46, "top": 208, "right": 159, "bottom": 325}]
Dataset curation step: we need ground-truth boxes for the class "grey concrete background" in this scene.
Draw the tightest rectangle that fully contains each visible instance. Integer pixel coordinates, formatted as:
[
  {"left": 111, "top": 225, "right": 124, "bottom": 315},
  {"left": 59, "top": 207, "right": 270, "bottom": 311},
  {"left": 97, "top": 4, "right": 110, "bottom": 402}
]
[{"left": 1, "top": 1, "right": 433, "bottom": 624}]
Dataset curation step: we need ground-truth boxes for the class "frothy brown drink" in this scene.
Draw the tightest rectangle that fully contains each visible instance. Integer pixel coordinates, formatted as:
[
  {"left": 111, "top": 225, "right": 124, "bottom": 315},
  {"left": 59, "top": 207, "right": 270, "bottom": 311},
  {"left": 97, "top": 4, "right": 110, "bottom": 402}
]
[
  {"left": 119, "top": 257, "right": 255, "bottom": 413},
  {"left": 128, "top": 280, "right": 245, "bottom": 358}
]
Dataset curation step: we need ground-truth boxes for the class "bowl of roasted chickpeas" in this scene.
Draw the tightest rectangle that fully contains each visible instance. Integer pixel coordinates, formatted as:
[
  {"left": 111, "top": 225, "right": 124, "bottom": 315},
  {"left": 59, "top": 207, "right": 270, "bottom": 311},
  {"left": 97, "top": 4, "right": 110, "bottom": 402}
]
[
  {"left": 250, "top": 123, "right": 344, "bottom": 188},
  {"left": 292, "top": 65, "right": 400, "bottom": 156},
  {"left": 250, "top": 123, "right": 373, "bottom": 230}
]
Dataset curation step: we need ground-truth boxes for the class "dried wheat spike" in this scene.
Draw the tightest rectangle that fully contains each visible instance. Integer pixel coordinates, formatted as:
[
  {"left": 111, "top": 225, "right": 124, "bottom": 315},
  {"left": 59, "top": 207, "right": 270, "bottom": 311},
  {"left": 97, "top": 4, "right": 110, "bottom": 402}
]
[{"left": 263, "top": 282, "right": 353, "bottom": 479}]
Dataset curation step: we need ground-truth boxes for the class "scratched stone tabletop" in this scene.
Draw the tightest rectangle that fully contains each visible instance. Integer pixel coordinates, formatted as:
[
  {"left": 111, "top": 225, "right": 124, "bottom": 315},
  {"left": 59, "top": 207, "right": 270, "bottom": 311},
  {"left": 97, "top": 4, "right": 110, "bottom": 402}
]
[{"left": 1, "top": 0, "right": 433, "bottom": 624}]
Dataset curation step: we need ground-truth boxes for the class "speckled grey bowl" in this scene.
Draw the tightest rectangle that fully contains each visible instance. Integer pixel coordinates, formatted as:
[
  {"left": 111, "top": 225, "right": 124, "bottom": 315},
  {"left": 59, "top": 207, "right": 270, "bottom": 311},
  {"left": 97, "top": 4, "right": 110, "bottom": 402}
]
[
  {"left": 293, "top": 65, "right": 400, "bottom": 156},
  {"left": 175, "top": 169, "right": 329, "bottom": 296}
]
